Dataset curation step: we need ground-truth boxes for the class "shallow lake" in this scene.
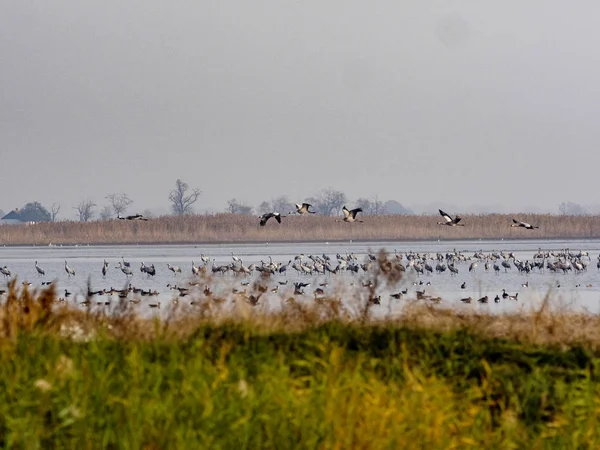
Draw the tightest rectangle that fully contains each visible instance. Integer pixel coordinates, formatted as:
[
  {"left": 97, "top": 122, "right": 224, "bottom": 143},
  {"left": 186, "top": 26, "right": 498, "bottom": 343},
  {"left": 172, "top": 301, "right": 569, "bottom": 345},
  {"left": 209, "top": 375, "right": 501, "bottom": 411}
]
[{"left": 1, "top": 238, "right": 599, "bottom": 315}]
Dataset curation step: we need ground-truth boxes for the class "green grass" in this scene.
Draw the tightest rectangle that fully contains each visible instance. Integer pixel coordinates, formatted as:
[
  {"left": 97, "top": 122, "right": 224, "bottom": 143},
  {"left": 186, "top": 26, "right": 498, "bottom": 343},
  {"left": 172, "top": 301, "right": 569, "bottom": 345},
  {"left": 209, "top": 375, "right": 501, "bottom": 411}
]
[{"left": 2, "top": 316, "right": 600, "bottom": 448}]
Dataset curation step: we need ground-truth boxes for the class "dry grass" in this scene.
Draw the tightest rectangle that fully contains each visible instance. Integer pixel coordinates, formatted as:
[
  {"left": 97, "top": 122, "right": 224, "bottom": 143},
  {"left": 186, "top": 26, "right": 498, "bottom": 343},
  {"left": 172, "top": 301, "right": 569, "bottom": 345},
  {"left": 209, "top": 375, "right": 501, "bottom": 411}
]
[{"left": 2, "top": 213, "right": 600, "bottom": 245}]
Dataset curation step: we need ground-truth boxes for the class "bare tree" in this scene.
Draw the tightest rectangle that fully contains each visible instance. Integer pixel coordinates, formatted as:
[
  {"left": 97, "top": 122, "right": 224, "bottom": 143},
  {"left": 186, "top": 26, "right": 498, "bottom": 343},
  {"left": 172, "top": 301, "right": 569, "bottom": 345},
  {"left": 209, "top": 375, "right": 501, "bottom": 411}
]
[
  {"left": 355, "top": 195, "right": 386, "bottom": 216},
  {"left": 106, "top": 193, "right": 133, "bottom": 217},
  {"left": 271, "top": 195, "right": 294, "bottom": 214},
  {"left": 74, "top": 200, "right": 96, "bottom": 222},
  {"left": 142, "top": 209, "right": 155, "bottom": 219},
  {"left": 99, "top": 205, "right": 113, "bottom": 221},
  {"left": 169, "top": 179, "right": 201, "bottom": 216},
  {"left": 558, "top": 201, "right": 587, "bottom": 216},
  {"left": 312, "top": 188, "right": 347, "bottom": 216},
  {"left": 257, "top": 201, "right": 272, "bottom": 215},
  {"left": 227, "top": 198, "right": 253, "bottom": 215},
  {"left": 50, "top": 203, "right": 61, "bottom": 222}
]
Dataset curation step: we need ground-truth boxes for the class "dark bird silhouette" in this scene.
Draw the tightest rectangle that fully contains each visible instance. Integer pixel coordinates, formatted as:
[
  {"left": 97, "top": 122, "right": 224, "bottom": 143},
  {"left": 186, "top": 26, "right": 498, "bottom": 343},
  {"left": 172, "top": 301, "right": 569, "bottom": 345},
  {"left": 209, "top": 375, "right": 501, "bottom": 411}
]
[{"left": 259, "top": 212, "right": 282, "bottom": 226}]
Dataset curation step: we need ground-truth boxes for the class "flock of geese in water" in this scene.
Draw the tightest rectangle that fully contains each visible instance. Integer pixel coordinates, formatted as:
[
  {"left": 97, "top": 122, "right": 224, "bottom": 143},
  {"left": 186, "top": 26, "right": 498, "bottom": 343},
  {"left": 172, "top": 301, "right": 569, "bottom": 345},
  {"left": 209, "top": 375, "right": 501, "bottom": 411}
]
[{"left": 0, "top": 244, "right": 596, "bottom": 310}]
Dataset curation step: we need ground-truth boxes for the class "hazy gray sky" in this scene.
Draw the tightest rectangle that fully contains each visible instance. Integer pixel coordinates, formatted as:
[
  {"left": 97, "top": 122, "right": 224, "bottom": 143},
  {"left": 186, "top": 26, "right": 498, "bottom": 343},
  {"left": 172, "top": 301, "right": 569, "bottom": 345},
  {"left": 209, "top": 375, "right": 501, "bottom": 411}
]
[{"left": 2, "top": 1, "right": 600, "bottom": 218}]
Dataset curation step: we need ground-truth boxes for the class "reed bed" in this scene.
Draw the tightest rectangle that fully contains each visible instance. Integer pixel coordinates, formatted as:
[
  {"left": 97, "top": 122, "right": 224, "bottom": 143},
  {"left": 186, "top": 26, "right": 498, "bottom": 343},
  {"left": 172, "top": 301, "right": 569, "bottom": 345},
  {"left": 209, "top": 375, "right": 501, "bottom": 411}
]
[
  {"left": 2, "top": 213, "right": 600, "bottom": 245},
  {"left": 2, "top": 274, "right": 600, "bottom": 447}
]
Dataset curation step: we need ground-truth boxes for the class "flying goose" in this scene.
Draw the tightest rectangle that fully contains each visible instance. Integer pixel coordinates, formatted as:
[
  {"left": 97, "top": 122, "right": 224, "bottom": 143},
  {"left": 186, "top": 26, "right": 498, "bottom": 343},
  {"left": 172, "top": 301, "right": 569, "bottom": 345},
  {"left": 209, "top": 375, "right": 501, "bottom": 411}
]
[
  {"left": 291, "top": 203, "right": 316, "bottom": 215},
  {"left": 118, "top": 214, "right": 148, "bottom": 221},
  {"left": 511, "top": 219, "right": 539, "bottom": 230},
  {"left": 340, "top": 206, "right": 363, "bottom": 223},
  {"left": 437, "top": 209, "right": 465, "bottom": 226},
  {"left": 259, "top": 212, "right": 282, "bottom": 226}
]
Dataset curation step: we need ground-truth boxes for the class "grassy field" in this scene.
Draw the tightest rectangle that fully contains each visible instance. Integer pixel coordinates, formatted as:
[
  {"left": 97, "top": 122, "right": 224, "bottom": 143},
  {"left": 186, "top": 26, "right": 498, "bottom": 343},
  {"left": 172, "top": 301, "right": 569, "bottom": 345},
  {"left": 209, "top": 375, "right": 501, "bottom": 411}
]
[
  {"left": 2, "top": 213, "right": 600, "bottom": 245},
  {"left": 2, "top": 279, "right": 600, "bottom": 448}
]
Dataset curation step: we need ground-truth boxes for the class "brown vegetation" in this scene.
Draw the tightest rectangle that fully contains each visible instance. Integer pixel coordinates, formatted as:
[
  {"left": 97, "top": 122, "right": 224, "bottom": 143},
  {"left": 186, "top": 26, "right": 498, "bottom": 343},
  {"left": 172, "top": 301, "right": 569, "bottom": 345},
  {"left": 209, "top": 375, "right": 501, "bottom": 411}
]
[{"left": 1, "top": 213, "right": 600, "bottom": 245}]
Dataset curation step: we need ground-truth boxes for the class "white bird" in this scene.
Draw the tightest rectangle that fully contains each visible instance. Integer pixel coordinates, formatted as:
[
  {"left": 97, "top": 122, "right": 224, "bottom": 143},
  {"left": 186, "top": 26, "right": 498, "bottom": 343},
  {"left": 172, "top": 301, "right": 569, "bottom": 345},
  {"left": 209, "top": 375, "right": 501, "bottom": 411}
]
[
  {"left": 437, "top": 209, "right": 465, "bottom": 226},
  {"left": 192, "top": 261, "right": 201, "bottom": 276}
]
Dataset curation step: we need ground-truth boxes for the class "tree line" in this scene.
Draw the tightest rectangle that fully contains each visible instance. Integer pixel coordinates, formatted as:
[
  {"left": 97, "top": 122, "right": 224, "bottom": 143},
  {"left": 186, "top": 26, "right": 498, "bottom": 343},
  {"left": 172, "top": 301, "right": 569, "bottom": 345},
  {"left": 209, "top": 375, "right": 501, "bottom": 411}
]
[{"left": 1, "top": 181, "right": 410, "bottom": 223}]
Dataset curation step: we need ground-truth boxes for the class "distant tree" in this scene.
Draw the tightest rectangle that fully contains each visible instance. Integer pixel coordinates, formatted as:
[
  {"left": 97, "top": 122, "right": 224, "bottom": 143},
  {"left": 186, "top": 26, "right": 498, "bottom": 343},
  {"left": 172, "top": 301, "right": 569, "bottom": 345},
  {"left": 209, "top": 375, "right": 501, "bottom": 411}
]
[
  {"left": 354, "top": 196, "right": 386, "bottom": 216},
  {"left": 0, "top": 209, "right": 4, "bottom": 219},
  {"left": 312, "top": 188, "right": 347, "bottom": 216},
  {"left": 142, "top": 209, "right": 155, "bottom": 219},
  {"left": 106, "top": 193, "right": 133, "bottom": 217},
  {"left": 99, "top": 205, "right": 114, "bottom": 221},
  {"left": 271, "top": 195, "right": 295, "bottom": 214},
  {"left": 18, "top": 202, "right": 52, "bottom": 222},
  {"left": 74, "top": 199, "right": 96, "bottom": 222},
  {"left": 50, "top": 203, "right": 61, "bottom": 222},
  {"left": 257, "top": 201, "right": 272, "bottom": 215},
  {"left": 558, "top": 201, "right": 587, "bottom": 216},
  {"left": 227, "top": 198, "right": 253, "bottom": 215},
  {"left": 169, "top": 179, "right": 201, "bottom": 216},
  {"left": 383, "top": 200, "right": 413, "bottom": 215}
]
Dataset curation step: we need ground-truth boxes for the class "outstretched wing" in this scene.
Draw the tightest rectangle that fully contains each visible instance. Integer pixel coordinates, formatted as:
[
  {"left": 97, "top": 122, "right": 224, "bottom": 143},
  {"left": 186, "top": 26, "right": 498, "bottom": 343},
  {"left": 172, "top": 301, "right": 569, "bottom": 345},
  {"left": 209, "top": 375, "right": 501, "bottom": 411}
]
[
  {"left": 453, "top": 216, "right": 462, "bottom": 224},
  {"left": 259, "top": 214, "right": 269, "bottom": 226},
  {"left": 342, "top": 206, "right": 350, "bottom": 218},
  {"left": 512, "top": 218, "right": 520, "bottom": 225},
  {"left": 274, "top": 214, "right": 282, "bottom": 224},
  {"left": 439, "top": 209, "right": 452, "bottom": 223}
]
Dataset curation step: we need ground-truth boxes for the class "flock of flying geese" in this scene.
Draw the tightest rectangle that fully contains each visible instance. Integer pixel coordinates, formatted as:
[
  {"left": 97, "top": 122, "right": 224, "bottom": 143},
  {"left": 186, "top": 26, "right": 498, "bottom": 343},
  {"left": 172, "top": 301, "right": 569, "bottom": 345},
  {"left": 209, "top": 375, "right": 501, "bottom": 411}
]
[{"left": 259, "top": 205, "right": 540, "bottom": 229}]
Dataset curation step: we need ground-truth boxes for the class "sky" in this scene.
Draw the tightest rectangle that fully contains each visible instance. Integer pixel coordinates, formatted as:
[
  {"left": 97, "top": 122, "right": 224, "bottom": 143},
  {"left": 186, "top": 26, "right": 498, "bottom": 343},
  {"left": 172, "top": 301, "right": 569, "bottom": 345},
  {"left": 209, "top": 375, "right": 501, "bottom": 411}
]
[{"left": 2, "top": 0, "right": 600, "bottom": 218}]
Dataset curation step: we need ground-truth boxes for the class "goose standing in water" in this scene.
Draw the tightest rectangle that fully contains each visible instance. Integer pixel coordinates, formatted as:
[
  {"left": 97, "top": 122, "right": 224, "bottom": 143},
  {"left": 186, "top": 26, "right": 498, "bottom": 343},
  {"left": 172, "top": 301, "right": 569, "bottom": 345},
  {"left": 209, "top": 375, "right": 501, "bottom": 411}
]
[
  {"left": 511, "top": 219, "right": 539, "bottom": 230},
  {"left": 0, "top": 266, "right": 11, "bottom": 279},
  {"left": 167, "top": 264, "right": 182, "bottom": 275},
  {"left": 102, "top": 260, "right": 109, "bottom": 277},
  {"left": 35, "top": 261, "right": 45, "bottom": 276},
  {"left": 64, "top": 261, "right": 75, "bottom": 277},
  {"left": 117, "top": 262, "right": 133, "bottom": 277},
  {"left": 437, "top": 209, "right": 465, "bottom": 227}
]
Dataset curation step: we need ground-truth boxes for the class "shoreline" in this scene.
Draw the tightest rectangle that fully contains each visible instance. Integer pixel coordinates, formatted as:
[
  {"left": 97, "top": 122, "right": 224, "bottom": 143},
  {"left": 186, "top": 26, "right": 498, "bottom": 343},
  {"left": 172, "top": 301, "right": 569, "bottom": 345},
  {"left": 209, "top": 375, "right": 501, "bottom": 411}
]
[{"left": 2, "top": 235, "right": 600, "bottom": 248}]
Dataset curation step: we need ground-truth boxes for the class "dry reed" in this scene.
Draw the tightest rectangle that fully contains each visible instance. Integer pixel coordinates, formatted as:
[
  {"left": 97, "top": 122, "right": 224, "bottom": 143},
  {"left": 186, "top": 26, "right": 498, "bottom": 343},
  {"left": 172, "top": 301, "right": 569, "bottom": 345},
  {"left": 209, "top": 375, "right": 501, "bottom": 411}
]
[{"left": 1, "top": 213, "right": 600, "bottom": 245}]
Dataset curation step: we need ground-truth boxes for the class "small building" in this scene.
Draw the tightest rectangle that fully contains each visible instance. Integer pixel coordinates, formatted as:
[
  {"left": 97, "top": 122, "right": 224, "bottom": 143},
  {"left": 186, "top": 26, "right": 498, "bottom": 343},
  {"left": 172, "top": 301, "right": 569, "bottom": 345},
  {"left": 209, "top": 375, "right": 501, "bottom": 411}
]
[{"left": 0, "top": 209, "right": 27, "bottom": 225}]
